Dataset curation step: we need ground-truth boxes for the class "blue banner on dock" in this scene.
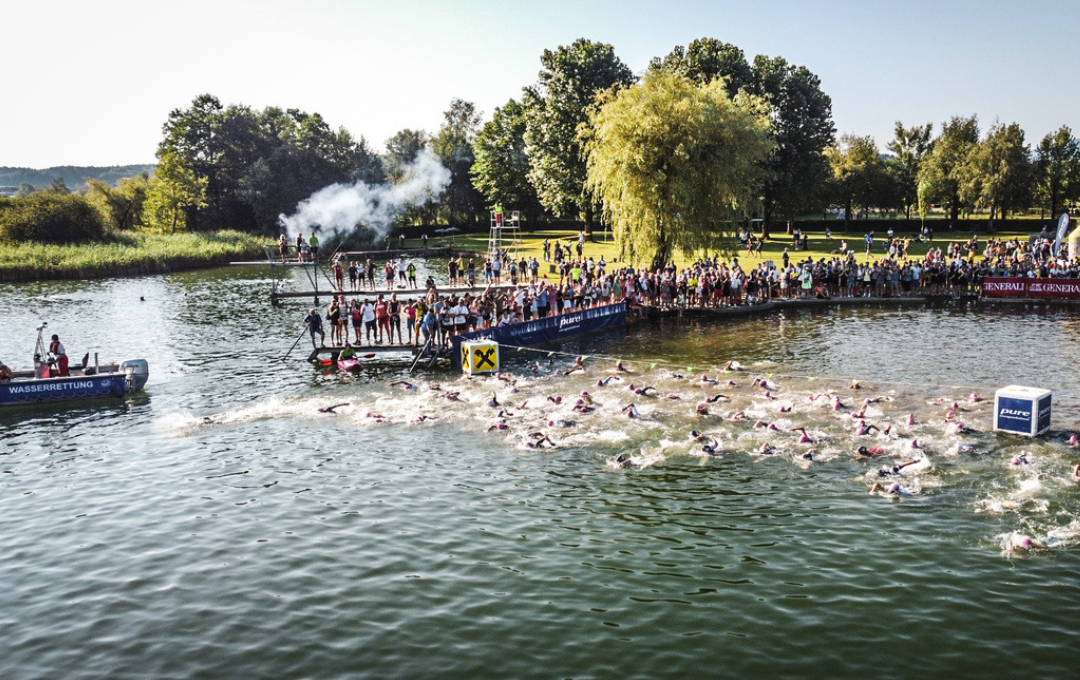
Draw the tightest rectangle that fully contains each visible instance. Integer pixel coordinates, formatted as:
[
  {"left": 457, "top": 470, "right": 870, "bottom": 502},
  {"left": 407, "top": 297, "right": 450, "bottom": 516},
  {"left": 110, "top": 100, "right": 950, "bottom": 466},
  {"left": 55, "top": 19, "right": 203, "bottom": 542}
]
[{"left": 451, "top": 301, "right": 627, "bottom": 371}]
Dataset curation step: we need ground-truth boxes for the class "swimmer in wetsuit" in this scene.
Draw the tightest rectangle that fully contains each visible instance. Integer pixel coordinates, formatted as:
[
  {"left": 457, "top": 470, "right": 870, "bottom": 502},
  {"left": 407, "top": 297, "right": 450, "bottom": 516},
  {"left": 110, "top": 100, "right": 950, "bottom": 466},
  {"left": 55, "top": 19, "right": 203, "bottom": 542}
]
[
  {"left": 546, "top": 395, "right": 563, "bottom": 405},
  {"left": 389, "top": 380, "right": 417, "bottom": 390},
  {"left": 877, "top": 459, "right": 921, "bottom": 476},
  {"left": 318, "top": 403, "right": 350, "bottom": 413},
  {"left": 487, "top": 420, "right": 508, "bottom": 431},
  {"left": 622, "top": 403, "right": 641, "bottom": 418},
  {"left": 572, "top": 399, "right": 595, "bottom": 414},
  {"left": 793, "top": 427, "right": 814, "bottom": 443},
  {"left": 705, "top": 394, "right": 730, "bottom": 403},
  {"left": 487, "top": 392, "right": 500, "bottom": 408},
  {"left": 524, "top": 432, "right": 557, "bottom": 449},
  {"left": 700, "top": 435, "right": 721, "bottom": 455},
  {"left": 634, "top": 386, "right": 658, "bottom": 396},
  {"left": 614, "top": 454, "right": 632, "bottom": 468},
  {"left": 868, "top": 481, "right": 904, "bottom": 495},
  {"left": 597, "top": 375, "right": 620, "bottom": 386},
  {"left": 855, "top": 445, "right": 886, "bottom": 458}
]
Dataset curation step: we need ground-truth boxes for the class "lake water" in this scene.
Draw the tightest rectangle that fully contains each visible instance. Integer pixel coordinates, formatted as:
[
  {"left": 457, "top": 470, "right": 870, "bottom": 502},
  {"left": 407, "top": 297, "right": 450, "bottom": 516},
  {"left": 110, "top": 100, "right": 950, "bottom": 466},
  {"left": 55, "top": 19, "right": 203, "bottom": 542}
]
[{"left": 2, "top": 265, "right": 1080, "bottom": 679}]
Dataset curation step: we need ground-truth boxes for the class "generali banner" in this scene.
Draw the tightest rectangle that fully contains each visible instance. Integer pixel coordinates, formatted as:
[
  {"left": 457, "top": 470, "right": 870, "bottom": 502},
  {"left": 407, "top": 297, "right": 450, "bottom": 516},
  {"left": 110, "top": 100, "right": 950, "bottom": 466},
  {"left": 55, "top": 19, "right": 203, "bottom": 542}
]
[{"left": 983, "top": 277, "right": 1080, "bottom": 299}]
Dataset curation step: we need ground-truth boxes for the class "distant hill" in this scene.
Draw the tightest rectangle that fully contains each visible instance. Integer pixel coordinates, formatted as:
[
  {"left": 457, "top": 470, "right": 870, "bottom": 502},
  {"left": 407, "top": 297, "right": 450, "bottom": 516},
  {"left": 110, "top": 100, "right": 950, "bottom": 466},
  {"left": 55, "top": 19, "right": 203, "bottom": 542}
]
[{"left": 0, "top": 165, "right": 156, "bottom": 192}]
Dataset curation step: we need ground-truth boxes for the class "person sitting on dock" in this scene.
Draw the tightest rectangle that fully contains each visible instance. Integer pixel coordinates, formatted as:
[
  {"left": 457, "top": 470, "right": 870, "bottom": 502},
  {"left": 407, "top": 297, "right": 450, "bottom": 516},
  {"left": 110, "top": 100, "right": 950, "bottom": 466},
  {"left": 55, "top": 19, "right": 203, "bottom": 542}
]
[{"left": 305, "top": 308, "right": 325, "bottom": 348}]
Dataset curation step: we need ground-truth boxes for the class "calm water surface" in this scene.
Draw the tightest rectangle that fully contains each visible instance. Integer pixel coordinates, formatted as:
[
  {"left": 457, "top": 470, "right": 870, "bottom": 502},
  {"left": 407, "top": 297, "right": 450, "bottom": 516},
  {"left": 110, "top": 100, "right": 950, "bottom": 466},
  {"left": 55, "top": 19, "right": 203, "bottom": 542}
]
[{"left": 2, "top": 266, "right": 1080, "bottom": 680}]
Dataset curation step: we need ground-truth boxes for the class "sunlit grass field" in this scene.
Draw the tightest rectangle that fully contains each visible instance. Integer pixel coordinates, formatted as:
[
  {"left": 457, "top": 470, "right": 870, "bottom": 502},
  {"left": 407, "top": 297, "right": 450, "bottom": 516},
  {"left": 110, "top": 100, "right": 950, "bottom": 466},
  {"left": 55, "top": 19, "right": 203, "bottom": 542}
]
[{"left": 0, "top": 230, "right": 268, "bottom": 281}]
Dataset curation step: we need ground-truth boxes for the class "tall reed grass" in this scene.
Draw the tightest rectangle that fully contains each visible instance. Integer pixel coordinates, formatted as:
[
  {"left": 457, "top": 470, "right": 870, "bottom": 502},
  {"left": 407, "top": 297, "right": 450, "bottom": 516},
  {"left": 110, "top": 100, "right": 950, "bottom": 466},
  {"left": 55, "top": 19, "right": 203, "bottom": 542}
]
[{"left": 0, "top": 230, "right": 269, "bottom": 281}]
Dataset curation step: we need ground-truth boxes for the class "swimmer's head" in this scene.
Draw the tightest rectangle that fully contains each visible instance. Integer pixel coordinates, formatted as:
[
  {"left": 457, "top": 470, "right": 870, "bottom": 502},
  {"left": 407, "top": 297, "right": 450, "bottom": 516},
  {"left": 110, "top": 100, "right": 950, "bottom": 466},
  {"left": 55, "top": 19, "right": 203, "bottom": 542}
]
[
  {"left": 858, "top": 446, "right": 869, "bottom": 455},
  {"left": 888, "top": 483, "right": 901, "bottom": 494},
  {"left": 575, "top": 398, "right": 584, "bottom": 406},
  {"left": 696, "top": 403, "right": 708, "bottom": 413},
  {"left": 580, "top": 390, "right": 590, "bottom": 397},
  {"left": 1071, "top": 435, "right": 1078, "bottom": 446}
]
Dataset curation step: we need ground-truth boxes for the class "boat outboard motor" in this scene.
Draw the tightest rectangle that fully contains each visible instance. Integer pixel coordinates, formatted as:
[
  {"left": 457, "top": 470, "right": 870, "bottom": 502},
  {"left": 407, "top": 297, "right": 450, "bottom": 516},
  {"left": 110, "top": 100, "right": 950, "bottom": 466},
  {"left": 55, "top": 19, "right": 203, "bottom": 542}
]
[{"left": 120, "top": 359, "right": 150, "bottom": 392}]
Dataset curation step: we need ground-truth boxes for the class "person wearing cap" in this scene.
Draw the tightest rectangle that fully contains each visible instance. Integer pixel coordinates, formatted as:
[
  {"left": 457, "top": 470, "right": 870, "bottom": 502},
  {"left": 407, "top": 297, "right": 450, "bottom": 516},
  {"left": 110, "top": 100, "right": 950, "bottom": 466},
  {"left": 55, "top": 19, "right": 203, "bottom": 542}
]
[
  {"left": 48, "top": 334, "right": 69, "bottom": 376},
  {"left": 0, "top": 358, "right": 12, "bottom": 382},
  {"left": 304, "top": 309, "right": 324, "bottom": 348}
]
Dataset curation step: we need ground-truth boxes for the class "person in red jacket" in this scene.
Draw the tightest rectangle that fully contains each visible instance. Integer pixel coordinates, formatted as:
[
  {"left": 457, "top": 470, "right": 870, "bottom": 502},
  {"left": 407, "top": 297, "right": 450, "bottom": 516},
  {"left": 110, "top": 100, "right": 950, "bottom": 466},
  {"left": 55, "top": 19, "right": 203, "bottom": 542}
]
[{"left": 49, "top": 334, "right": 69, "bottom": 377}]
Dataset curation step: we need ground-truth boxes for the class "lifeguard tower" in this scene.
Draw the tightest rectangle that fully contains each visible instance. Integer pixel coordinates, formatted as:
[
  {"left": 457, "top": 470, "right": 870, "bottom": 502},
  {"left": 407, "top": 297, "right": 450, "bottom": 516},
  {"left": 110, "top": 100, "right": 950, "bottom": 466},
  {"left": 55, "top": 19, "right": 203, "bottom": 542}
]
[{"left": 489, "top": 204, "right": 521, "bottom": 264}]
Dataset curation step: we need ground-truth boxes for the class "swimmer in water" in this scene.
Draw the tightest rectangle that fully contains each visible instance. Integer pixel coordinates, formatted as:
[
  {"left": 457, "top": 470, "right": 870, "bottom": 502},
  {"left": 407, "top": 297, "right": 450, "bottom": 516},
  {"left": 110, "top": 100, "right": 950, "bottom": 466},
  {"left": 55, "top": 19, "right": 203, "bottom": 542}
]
[
  {"left": 877, "top": 458, "right": 922, "bottom": 476},
  {"left": 831, "top": 396, "right": 846, "bottom": 411},
  {"left": 863, "top": 395, "right": 890, "bottom": 404},
  {"left": 1070, "top": 435, "right": 1079, "bottom": 448},
  {"left": 444, "top": 391, "right": 465, "bottom": 402},
  {"left": 614, "top": 454, "right": 632, "bottom": 468},
  {"left": 548, "top": 419, "right": 576, "bottom": 428},
  {"left": 614, "top": 361, "right": 631, "bottom": 373},
  {"left": 700, "top": 435, "right": 721, "bottom": 455},
  {"left": 1003, "top": 534, "right": 1044, "bottom": 553},
  {"left": 318, "top": 403, "right": 350, "bottom": 413},
  {"left": 904, "top": 414, "right": 916, "bottom": 426},
  {"left": 855, "top": 445, "right": 887, "bottom": 458},
  {"left": 487, "top": 392, "right": 500, "bottom": 408},
  {"left": 696, "top": 402, "right": 710, "bottom": 416},
  {"left": 758, "top": 442, "right": 777, "bottom": 455},
  {"left": 597, "top": 375, "right": 620, "bottom": 386},
  {"left": 705, "top": 394, "right": 730, "bottom": 403},
  {"left": 700, "top": 374, "right": 718, "bottom": 385},
  {"left": 854, "top": 420, "right": 880, "bottom": 436},
  {"left": 524, "top": 432, "right": 557, "bottom": 449},
  {"left": 487, "top": 420, "right": 509, "bottom": 432},
  {"left": 579, "top": 391, "right": 594, "bottom": 404},
  {"left": 851, "top": 405, "right": 868, "bottom": 419},
  {"left": 1009, "top": 452, "right": 1033, "bottom": 466},
  {"left": 389, "top": 381, "right": 417, "bottom": 390},
  {"left": 570, "top": 356, "right": 586, "bottom": 372},
  {"left": 572, "top": 400, "right": 595, "bottom": 414},
  {"left": 850, "top": 379, "right": 862, "bottom": 390},
  {"left": 414, "top": 415, "right": 429, "bottom": 423},
  {"left": 868, "top": 481, "right": 905, "bottom": 495},
  {"left": 664, "top": 393, "right": 681, "bottom": 400},
  {"left": 1072, "top": 464, "right": 1080, "bottom": 480},
  {"left": 723, "top": 360, "right": 743, "bottom": 372},
  {"left": 730, "top": 411, "right": 747, "bottom": 421},
  {"left": 753, "top": 420, "right": 780, "bottom": 431},
  {"left": 622, "top": 403, "right": 641, "bottom": 418},
  {"left": 778, "top": 403, "right": 793, "bottom": 413},
  {"left": 793, "top": 427, "right": 814, "bottom": 443},
  {"left": 547, "top": 395, "right": 563, "bottom": 405},
  {"left": 799, "top": 450, "right": 815, "bottom": 461},
  {"left": 634, "top": 386, "right": 658, "bottom": 397}
]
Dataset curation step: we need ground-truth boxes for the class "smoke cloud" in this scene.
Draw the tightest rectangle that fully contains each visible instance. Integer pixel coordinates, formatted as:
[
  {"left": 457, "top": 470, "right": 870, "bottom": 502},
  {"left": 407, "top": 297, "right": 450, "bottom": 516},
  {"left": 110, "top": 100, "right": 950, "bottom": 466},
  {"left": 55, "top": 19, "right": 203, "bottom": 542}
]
[{"left": 278, "top": 147, "right": 450, "bottom": 241}]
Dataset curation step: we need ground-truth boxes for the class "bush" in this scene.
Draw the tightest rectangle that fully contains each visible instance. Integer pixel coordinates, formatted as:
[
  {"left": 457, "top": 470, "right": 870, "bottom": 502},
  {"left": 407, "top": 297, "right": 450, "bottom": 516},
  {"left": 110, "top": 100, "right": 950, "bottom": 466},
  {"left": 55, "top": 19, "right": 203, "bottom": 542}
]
[{"left": 0, "top": 192, "right": 106, "bottom": 244}]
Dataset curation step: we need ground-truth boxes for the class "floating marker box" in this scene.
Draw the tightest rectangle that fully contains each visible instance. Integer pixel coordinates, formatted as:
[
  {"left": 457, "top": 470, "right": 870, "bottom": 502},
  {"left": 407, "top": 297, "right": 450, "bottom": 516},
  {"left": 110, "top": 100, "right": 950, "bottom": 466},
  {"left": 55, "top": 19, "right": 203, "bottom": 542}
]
[
  {"left": 994, "top": 385, "right": 1052, "bottom": 436},
  {"left": 461, "top": 340, "right": 499, "bottom": 375}
]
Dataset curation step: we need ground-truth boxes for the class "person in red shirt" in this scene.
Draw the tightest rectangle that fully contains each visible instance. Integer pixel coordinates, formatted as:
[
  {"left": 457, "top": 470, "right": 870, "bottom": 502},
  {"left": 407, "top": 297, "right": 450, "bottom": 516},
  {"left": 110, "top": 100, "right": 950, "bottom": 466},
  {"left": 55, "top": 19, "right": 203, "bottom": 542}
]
[
  {"left": 375, "top": 296, "right": 390, "bottom": 344},
  {"left": 49, "top": 334, "right": 69, "bottom": 376}
]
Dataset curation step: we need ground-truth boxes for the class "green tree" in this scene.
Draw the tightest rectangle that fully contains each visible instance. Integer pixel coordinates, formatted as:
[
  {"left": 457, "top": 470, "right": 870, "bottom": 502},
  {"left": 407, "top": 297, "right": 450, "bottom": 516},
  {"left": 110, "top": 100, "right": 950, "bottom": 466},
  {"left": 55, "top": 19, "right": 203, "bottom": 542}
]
[
  {"left": 751, "top": 55, "right": 835, "bottom": 237},
  {"left": 471, "top": 98, "right": 544, "bottom": 225},
  {"left": 826, "top": 135, "right": 890, "bottom": 230},
  {"left": 48, "top": 177, "right": 71, "bottom": 195},
  {"left": 584, "top": 70, "right": 774, "bottom": 269},
  {"left": 432, "top": 99, "right": 485, "bottom": 226},
  {"left": 648, "top": 38, "right": 754, "bottom": 97},
  {"left": 959, "top": 122, "right": 1032, "bottom": 229},
  {"left": 0, "top": 192, "right": 105, "bottom": 243},
  {"left": 886, "top": 121, "right": 933, "bottom": 219},
  {"left": 918, "top": 115, "right": 979, "bottom": 229},
  {"left": 1034, "top": 125, "right": 1080, "bottom": 218},
  {"left": 86, "top": 173, "right": 150, "bottom": 231},
  {"left": 524, "top": 38, "right": 635, "bottom": 237},
  {"left": 143, "top": 152, "right": 208, "bottom": 233}
]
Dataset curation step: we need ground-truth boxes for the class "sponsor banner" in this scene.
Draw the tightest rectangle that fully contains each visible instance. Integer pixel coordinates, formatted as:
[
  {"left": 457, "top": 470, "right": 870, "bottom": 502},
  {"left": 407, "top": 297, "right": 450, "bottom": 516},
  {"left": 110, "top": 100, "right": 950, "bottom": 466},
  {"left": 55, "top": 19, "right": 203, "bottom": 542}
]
[
  {"left": 452, "top": 301, "right": 627, "bottom": 371},
  {"left": 0, "top": 375, "right": 123, "bottom": 405},
  {"left": 983, "top": 278, "right": 1080, "bottom": 299},
  {"left": 996, "top": 396, "right": 1034, "bottom": 433}
]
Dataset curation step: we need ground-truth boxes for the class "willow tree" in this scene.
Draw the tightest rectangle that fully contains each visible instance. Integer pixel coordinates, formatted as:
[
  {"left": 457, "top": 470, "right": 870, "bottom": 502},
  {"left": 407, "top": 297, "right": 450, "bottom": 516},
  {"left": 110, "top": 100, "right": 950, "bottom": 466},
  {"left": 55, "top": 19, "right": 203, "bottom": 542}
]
[{"left": 584, "top": 70, "right": 773, "bottom": 270}]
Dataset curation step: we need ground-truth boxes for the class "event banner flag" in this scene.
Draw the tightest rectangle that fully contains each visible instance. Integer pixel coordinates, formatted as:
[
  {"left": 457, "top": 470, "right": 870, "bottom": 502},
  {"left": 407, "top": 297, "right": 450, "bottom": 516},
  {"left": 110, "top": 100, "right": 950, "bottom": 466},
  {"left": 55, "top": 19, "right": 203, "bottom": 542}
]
[{"left": 983, "top": 277, "right": 1080, "bottom": 299}]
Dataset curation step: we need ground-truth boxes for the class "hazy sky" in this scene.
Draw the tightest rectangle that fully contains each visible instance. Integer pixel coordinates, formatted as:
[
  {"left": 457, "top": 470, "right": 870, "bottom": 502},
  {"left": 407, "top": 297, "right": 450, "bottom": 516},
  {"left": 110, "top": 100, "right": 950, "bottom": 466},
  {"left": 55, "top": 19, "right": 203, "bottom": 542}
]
[{"left": 3, "top": 0, "right": 1077, "bottom": 168}]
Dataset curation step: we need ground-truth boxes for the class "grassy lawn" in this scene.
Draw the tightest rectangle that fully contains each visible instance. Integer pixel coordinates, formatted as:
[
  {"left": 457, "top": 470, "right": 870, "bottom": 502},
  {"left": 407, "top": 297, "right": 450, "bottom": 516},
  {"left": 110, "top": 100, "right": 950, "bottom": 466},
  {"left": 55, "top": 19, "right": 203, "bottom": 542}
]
[
  {"left": 0, "top": 230, "right": 270, "bottom": 281},
  {"left": 412, "top": 225, "right": 1034, "bottom": 270}
]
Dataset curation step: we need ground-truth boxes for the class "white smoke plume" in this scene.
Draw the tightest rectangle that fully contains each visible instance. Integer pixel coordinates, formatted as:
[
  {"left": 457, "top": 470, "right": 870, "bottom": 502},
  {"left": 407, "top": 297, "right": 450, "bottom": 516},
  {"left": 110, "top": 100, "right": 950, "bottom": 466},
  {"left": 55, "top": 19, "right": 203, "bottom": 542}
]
[{"left": 278, "top": 147, "right": 450, "bottom": 241}]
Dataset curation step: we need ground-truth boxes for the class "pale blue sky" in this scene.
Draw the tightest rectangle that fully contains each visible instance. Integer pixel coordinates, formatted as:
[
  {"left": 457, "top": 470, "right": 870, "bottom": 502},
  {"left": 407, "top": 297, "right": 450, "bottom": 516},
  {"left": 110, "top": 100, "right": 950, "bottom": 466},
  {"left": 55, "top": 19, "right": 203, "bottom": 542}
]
[{"left": 3, "top": 0, "right": 1077, "bottom": 168}]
